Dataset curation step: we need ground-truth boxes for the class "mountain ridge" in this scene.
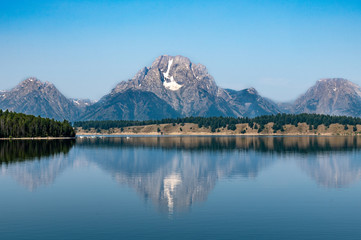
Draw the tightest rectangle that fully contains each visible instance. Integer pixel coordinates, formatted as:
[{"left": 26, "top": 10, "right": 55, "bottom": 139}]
[
  {"left": 293, "top": 78, "right": 361, "bottom": 116},
  {"left": 1, "top": 56, "right": 361, "bottom": 121},
  {"left": 0, "top": 77, "right": 82, "bottom": 121}
]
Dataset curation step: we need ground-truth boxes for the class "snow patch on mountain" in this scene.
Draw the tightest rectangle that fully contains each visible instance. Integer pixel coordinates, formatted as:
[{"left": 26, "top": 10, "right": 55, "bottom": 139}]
[
  {"left": 163, "top": 59, "right": 173, "bottom": 80},
  {"left": 71, "top": 98, "right": 97, "bottom": 107},
  {"left": 164, "top": 80, "right": 183, "bottom": 91},
  {"left": 162, "top": 59, "right": 183, "bottom": 91}
]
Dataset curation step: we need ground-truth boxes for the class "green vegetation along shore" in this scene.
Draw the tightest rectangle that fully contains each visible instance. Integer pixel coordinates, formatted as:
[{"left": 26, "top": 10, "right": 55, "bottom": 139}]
[
  {"left": 0, "top": 110, "right": 75, "bottom": 138},
  {"left": 74, "top": 113, "right": 361, "bottom": 136}
]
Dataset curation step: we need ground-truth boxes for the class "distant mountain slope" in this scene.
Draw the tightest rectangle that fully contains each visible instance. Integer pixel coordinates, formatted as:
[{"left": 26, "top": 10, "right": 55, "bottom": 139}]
[
  {"left": 70, "top": 98, "right": 97, "bottom": 111},
  {"left": 0, "top": 78, "right": 81, "bottom": 121},
  {"left": 294, "top": 78, "right": 361, "bottom": 117},
  {"left": 225, "top": 88, "right": 282, "bottom": 118},
  {"left": 81, "top": 89, "right": 180, "bottom": 121}
]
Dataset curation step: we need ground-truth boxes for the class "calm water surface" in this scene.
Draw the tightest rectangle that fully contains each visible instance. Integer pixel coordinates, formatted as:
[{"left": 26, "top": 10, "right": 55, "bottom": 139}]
[{"left": 1, "top": 136, "right": 361, "bottom": 239}]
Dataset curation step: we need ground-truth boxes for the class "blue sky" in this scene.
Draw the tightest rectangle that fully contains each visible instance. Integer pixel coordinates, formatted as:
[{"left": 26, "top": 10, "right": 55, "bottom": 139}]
[{"left": 1, "top": 0, "right": 361, "bottom": 101}]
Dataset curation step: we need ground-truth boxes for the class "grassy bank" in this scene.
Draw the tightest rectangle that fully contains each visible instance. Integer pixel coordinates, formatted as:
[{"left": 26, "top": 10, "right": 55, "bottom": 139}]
[
  {"left": 75, "top": 122, "right": 361, "bottom": 136},
  {"left": 0, "top": 137, "right": 76, "bottom": 140}
]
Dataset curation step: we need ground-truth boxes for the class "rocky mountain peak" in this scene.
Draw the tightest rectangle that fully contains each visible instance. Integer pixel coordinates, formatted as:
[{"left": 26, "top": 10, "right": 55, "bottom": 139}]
[
  {"left": 246, "top": 87, "right": 258, "bottom": 95},
  {"left": 17, "top": 77, "right": 42, "bottom": 88},
  {"left": 317, "top": 78, "right": 351, "bottom": 89},
  {"left": 306, "top": 78, "right": 361, "bottom": 96},
  {"left": 0, "top": 77, "right": 82, "bottom": 121},
  {"left": 113, "top": 55, "right": 217, "bottom": 94},
  {"left": 70, "top": 98, "right": 97, "bottom": 108},
  {"left": 151, "top": 55, "right": 192, "bottom": 69},
  {"left": 23, "top": 77, "right": 41, "bottom": 83},
  {"left": 294, "top": 78, "right": 361, "bottom": 116},
  {"left": 13, "top": 77, "right": 57, "bottom": 93},
  {"left": 108, "top": 55, "right": 233, "bottom": 117},
  {"left": 317, "top": 78, "right": 348, "bottom": 83},
  {"left": 147, "top": 54, "right": 217, "bottom": 93}
]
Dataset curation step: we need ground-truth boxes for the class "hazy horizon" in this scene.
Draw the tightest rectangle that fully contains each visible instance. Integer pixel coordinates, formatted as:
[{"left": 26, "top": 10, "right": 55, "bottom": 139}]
[{"left": 1, "top": 0, "right": 361, "bottom": 101}]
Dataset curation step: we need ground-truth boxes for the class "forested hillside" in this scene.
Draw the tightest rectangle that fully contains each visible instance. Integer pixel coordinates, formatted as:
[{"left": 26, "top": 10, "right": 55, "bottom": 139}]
[
  {"left": 0, "top": 110, "right": 75, "bottom": 138},
  {"left": 74, "top": 113, "right": 361, "bottom": 133}
]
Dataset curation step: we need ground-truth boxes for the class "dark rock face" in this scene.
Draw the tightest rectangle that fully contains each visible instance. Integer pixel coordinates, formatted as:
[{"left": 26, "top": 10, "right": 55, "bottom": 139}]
[
  {"left": 0, "top": 78, "right": 81, "bottom": 121},
  {"left": 293, "top": 78, "right": 361, "bottom": 116},
  {"left": 225, "top": 88, "right": 282, "bottom": 118},
  {"left": 81, "top": 89, "right": 180, "bottom": 121}
]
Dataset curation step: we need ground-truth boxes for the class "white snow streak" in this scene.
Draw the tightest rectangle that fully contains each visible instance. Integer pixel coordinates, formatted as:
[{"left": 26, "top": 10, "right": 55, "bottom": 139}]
[
  {"left": 163, "top": 59, "right": 183, "bottom": 91},
  {"left": 163, "top": 59, "right": 173, "bottom": 79}
]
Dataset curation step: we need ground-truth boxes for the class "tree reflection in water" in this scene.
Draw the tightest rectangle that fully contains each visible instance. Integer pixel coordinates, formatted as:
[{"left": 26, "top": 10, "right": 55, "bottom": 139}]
[{"left": 1, "top": 136, "right": 361, "bottom": 213}]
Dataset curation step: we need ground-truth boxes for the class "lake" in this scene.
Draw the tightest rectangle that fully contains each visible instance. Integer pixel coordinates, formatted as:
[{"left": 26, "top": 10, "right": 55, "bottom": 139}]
[{"left": 1, "top": 136, "right": 361, "bottom": 239}]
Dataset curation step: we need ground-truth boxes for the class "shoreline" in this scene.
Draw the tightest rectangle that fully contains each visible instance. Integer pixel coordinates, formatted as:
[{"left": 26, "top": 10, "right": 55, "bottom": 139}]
[
  {"left": 0, "top": 134, "right": 359, "bottom": 140},
  {"left": 75, "top": 122, "right": 361, "bottom": 137},
  {"left": 75, "top": 132, "right": 359, "bottom": 137},
  {"left": 0, "top": 137, "right": 76, "bottom": 140}
]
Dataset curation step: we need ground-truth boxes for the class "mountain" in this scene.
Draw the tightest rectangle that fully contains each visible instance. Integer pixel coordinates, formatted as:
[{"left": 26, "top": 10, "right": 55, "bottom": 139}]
[
  {"left": 81, "top": 55, "right": 280, "bottom": 120},
  {"left": 293, "top": 78, "right": 361, "bottom": 117},
  {"left": 81, "top": 89, "right": 180, "bottom": 121},
  {"left": 4, "top": 58, "right": 361, "bottom": 122},
  {"left": 110, "top": 55, "right": 239, "bottom": 117},
  {"left": 225, "top": 88, "right": 282, "bottom": 118},
  {"left": 0, "top": 56, "right": 283, "bottom": 121},
  {"left": 0, "top": 78, "right": 81, "bottom": 121}
]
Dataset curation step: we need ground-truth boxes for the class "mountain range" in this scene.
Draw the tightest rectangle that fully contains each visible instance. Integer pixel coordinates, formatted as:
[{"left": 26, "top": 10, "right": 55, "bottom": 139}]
[{"left": 1, "top": 55, "right": 361, "bottom": 121}]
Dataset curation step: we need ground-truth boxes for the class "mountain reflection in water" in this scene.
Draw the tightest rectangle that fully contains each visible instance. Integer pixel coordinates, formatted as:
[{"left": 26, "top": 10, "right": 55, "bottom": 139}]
[
  {"left": 0, "top": 140, "right": 75, "bottom": 191},
  {"left": 1, "top": 136, "right": 361, "bottom": 213}
]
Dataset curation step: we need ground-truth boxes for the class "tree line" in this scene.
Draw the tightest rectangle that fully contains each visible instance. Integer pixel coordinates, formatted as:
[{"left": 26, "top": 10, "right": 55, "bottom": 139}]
[
  {"left": 73, "top": 113, "right": 361, "bottom": 133},
  {"left": 0, "top": 139, "right": 75, "bottom": 163},
  {"left": 0, "top": 110, "right": 75, "bottom": 138}
]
